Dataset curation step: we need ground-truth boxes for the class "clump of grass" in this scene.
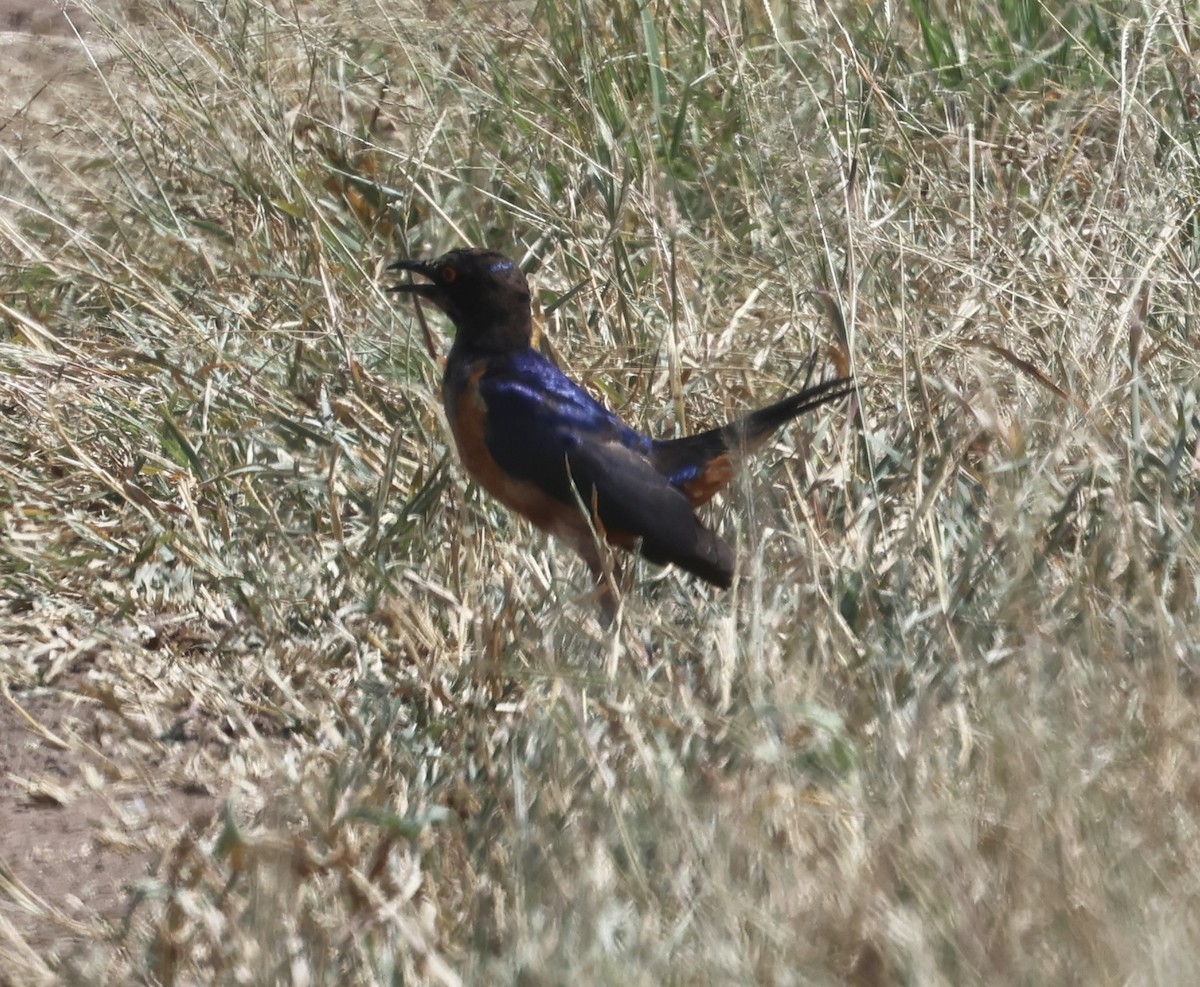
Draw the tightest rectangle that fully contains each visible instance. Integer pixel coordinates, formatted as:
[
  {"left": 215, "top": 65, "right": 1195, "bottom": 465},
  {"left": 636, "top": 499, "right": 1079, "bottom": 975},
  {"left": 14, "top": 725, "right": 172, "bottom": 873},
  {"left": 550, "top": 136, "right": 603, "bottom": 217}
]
[{"left": 1, "top": 0, "right": 1198, "bottom": 984}]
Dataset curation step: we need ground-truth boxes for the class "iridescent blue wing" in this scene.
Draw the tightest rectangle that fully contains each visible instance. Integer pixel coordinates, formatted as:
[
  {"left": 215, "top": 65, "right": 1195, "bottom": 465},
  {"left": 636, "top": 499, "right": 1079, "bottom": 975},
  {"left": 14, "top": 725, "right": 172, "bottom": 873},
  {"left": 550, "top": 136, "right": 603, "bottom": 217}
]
[{"left": 478, "top": 352, "right": 733, "bottom": 585}]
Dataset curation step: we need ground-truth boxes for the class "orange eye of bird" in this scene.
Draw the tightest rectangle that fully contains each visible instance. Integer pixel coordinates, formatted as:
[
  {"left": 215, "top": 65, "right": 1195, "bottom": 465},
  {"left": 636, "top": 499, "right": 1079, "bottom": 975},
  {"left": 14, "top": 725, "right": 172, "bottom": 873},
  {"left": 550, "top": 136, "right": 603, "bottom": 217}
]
[{"left": 440, "top": 265, "right": 457, "bottom": 283}]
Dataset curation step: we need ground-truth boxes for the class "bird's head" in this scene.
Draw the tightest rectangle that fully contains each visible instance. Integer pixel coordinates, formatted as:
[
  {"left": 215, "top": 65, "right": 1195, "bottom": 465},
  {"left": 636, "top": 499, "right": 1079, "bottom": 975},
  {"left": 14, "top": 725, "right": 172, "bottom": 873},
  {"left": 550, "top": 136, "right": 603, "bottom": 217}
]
[{"left": 388, "top": 248, "right": 533, "bottom": 351}]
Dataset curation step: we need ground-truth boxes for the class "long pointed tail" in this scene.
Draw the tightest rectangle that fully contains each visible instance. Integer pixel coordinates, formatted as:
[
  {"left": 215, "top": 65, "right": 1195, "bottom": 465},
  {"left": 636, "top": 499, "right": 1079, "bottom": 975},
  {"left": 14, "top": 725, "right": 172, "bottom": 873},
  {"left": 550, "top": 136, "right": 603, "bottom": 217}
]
[{"left": 652, "top": 372, "right": 853, "bottom": 506}]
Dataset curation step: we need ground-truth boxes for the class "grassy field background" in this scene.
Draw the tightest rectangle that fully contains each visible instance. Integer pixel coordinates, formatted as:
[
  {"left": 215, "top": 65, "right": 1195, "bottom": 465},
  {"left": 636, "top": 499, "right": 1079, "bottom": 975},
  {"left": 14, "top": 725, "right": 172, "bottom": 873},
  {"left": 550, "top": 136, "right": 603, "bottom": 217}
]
[{"left": 2, "top": 0, "right": 1199, "bottom": 983}]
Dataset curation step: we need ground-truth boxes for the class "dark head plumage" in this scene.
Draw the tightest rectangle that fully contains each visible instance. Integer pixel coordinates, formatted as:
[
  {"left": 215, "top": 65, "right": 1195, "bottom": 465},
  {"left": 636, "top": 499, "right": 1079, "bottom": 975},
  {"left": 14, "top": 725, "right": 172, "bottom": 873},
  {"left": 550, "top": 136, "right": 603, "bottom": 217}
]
[{"left": 388, "top": 248, "right": 532, "bottom": 351}]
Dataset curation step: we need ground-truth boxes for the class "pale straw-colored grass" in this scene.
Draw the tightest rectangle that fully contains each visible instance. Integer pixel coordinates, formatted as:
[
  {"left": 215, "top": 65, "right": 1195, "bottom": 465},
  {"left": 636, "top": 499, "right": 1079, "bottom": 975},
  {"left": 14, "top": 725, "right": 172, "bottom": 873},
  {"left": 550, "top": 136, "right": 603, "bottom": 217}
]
[{"left": 1, "top": 0, "right": 1197, "bottom": 984}]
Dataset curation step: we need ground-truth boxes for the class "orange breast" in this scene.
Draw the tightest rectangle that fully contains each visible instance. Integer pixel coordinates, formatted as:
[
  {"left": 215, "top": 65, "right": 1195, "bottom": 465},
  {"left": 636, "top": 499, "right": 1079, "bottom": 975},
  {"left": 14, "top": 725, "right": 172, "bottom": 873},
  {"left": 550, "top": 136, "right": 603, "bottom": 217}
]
[{"left": 449, "top": 368, "right": 584, "bottom": 541}]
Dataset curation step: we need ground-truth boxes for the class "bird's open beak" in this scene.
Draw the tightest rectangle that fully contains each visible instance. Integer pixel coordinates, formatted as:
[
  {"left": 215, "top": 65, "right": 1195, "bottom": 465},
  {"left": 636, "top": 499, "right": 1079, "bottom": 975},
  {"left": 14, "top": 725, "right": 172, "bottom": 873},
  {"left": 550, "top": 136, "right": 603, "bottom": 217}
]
[{"left": 386, "top": 258, "right": 443, "bottom": 304}]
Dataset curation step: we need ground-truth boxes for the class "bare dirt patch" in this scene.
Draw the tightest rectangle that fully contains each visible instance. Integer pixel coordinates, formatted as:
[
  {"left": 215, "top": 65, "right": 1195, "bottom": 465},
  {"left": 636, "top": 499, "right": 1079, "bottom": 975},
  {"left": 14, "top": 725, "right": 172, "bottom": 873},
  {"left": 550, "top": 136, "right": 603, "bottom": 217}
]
[
  {"left": 0, "top": 1, "right": 92, "bottom": 36},
  {"left": 0, "top": 3, "right": 198, "bottom": 970},
  {"left": 0, "top": 0, "right": 119, "bottom": 190},
  {"left": 0, "top": 686, "right": 219, "bottom": 971}
]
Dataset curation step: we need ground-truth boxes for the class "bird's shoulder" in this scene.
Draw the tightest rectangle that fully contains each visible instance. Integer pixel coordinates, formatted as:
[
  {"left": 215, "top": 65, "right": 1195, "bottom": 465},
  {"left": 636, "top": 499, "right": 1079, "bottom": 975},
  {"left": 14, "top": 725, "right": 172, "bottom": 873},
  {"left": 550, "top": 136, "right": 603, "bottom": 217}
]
[{"left": 457, "top": 347, "right": 644, "bottom": 446}]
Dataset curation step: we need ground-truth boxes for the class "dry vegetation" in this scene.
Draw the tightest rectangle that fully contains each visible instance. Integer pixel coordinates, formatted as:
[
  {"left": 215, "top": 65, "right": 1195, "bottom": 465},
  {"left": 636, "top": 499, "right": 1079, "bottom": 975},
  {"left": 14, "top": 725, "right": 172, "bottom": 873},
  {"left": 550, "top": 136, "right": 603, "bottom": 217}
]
[{"left": 1, "top": 0, "right": 1199, "bottom": 983}]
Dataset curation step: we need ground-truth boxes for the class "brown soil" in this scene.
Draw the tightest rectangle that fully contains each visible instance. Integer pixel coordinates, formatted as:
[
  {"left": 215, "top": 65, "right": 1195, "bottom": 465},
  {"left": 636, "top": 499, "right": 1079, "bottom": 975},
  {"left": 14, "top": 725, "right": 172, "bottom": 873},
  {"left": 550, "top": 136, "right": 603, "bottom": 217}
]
[
  {"left": 0, "top": 1, "right": 91, "bottom": 35},
  {"left": 0, "top": 686, "right": 219, "bottom": 973},
  {"left": 0, "top": 7, "right": 223, "bottom": 973}
]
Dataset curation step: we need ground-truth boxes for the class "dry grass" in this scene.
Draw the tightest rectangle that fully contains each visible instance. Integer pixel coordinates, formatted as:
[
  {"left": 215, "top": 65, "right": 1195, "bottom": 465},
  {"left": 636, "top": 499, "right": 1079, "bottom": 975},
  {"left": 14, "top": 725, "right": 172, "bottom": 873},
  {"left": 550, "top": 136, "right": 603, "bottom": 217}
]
[{"left": 1, "top": 0, "right": 1199, "bottom": 983}]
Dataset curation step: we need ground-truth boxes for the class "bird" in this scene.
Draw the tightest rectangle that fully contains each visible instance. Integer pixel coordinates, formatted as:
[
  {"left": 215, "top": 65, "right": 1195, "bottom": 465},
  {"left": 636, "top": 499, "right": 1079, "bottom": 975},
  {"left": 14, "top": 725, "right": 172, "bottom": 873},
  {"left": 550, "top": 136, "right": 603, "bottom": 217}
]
[{"left": 388, "top": 247, "right": 852, "bottom": 621}]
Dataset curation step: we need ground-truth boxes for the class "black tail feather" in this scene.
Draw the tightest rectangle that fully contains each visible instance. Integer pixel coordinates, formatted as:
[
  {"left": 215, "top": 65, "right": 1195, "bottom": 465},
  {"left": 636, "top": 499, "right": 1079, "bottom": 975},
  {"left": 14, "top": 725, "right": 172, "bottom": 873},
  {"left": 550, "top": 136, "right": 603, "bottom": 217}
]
[{"left": 652, "top": 373, "right": 853, "bottom": 481}]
